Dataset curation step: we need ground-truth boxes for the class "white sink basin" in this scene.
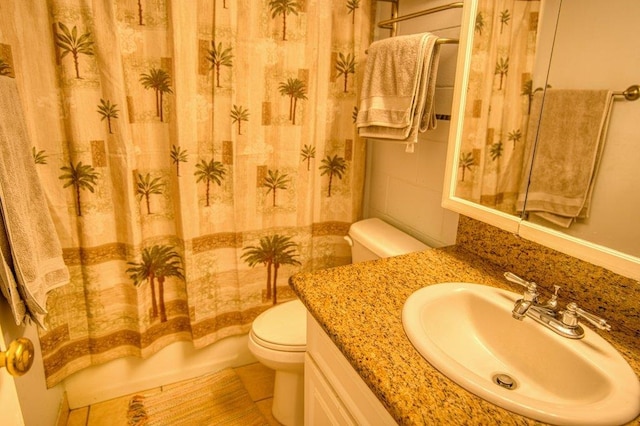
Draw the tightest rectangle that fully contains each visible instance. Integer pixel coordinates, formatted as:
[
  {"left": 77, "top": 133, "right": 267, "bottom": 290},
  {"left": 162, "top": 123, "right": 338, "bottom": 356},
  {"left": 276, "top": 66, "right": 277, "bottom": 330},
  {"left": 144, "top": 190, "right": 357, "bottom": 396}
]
[{"left": 402, "top": 282, "right": 640, "bottom": 425}]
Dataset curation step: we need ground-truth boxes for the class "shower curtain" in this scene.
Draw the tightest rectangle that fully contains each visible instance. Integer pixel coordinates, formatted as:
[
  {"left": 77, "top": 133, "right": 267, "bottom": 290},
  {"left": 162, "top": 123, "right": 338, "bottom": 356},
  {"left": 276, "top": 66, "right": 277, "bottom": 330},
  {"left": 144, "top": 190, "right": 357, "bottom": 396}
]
[
  {"left": 455, "top": 0, "right": 540, "bottom": 215},
  {"left": 0, "top": 0, "right": 372, "bottom": 387}
]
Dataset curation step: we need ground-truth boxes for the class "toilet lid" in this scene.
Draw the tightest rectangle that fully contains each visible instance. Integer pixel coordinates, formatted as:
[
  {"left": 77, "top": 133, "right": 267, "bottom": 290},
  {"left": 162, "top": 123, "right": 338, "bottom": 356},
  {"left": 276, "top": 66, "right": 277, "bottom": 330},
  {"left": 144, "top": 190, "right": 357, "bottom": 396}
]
[{"left": 251, "top": 299, "right": 307, "bottom": 351}]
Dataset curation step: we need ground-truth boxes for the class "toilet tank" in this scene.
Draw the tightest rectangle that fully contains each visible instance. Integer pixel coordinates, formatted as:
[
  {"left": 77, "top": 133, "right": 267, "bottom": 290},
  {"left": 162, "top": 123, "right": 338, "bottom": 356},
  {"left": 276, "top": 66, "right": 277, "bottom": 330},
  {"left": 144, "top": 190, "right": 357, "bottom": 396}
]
[{"left": 346, "top": 218, "right": 429, "bottom": 263}]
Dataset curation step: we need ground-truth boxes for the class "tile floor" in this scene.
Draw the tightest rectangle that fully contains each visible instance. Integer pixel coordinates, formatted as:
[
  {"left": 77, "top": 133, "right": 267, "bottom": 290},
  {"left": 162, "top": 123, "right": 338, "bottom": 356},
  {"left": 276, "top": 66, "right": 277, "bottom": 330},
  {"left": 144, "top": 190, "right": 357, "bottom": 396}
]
[{"left": 66, "top": 363, "right": 282, "bottom": 425}]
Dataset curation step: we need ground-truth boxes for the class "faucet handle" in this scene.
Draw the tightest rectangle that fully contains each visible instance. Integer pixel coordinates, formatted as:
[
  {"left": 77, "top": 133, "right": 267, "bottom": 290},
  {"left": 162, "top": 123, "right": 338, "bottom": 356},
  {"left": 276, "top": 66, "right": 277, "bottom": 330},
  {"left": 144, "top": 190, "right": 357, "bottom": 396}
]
[
  {"left": 544, "top": 285, "right": 561, "bottom": 309},
  {"left": 504, "top": 272, "right": 538, "bottom": 294},
  {"left": 562, "top": 302, "right": 612, "bottom": 331}
]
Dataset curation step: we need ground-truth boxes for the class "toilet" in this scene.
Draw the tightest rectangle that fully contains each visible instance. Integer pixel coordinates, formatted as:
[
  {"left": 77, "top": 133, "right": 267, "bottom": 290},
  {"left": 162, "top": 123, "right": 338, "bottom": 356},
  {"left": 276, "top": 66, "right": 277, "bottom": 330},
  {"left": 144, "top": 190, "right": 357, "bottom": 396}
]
[{"left": 247, "top": 218, "right": 429, "bottom": 426}]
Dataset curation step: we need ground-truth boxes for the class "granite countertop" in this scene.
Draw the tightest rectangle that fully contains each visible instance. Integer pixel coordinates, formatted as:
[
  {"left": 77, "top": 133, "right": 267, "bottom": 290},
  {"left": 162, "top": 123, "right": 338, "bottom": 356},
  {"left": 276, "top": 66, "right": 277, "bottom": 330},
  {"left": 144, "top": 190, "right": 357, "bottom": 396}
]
[{"left": 289, "top": 246, "right": 640, "bottom": 426}]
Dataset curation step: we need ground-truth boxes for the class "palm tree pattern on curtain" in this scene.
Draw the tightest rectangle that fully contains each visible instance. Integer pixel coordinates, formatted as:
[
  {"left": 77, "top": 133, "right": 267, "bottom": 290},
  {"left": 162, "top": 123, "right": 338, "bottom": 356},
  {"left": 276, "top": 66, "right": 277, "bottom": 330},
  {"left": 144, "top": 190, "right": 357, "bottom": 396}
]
[
  {"left": 58, "top": 162, "right": 99, "bottom": 217},
  {"left": 170, "top": 145, "right": 188, "bottom": 177},
  {"left": 54, "top": 22, "right": 94, "bottom": 79},
  {"left": 455, "top": 0, "right": 541, "bottom": 214},
  {"left": 242, "top": 234, "right": 301, "bottom": 305},
  {"left": 207, "top": 42, "right": 233, "bottom": 88},
  {"left": 194, "top": 158, "right": 226, "bottom": 207},
  {"left": 0, "top": 0, "right": 372, "bottom": 387},
  {"left": 300, "top": 144, "right": 316, "bottom": 171},
  {"left": 136, "top": 173, "right": 164, "bottom": 214},
  {"left": 269, "top": 0, "right": 301, "bottom": 41},
  {"left": 33, "top": 147, "right": 48, "bottom": 165},
  {"left": 140, "top": 68, "right": 173, "bottom": 122},
  {"left": 320, "top": 154, "right": 347, "bottom": 197},
  {"left": 278, "top": 77, "right": 307, "bottom": 124},
  {"left": 263, "top": 169, "right": 290, "bottom": 208},
  {"left": 335, "top": 52, "right": 356, "bottom": 93},
  {"left": 97, "top": 99, "right": 119, "bottom": 134},
  {"left": 127, "top": 245, "right": 184, "bottom": 323}
]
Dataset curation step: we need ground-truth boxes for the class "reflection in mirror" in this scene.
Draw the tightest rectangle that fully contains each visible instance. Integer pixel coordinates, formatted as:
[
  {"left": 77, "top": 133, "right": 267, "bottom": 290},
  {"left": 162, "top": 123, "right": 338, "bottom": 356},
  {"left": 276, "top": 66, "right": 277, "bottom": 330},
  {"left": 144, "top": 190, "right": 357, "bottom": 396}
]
[
  {"left": 453, "top": 0, "right": 541, "bottom": 216},
  {"left": 519, "top": 0, "right": 640, "bottom": 258},
  {"left": 444, "top": 0, "right": 640, "bottom": 277}
]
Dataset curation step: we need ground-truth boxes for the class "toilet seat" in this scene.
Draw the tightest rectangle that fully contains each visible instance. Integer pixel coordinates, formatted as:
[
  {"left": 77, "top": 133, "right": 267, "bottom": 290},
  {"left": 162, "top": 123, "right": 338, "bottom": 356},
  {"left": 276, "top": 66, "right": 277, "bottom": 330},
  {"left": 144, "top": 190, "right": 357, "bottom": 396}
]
[{"left": 250, "top": 299, "right": 307, "bottom": 352}]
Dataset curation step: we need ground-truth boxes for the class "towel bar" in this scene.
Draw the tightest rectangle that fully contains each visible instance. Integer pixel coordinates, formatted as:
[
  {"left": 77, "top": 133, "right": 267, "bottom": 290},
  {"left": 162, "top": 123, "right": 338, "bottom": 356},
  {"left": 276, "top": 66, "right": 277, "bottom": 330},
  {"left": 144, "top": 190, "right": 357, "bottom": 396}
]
[
  {"left": 613, "top": 85, "right": 639, "bottom": 102},
  {"left": 364, "top": 36, "right": 458, "bottom": 55},
  {"left": 534, "top": 85, "right": 638, "bottom": 102},
  {"left": 376, "top": 1, "right": 464, "bottom": 37},
  {"left": 435, "top": 37, "right": 459, "bottom": 45}
]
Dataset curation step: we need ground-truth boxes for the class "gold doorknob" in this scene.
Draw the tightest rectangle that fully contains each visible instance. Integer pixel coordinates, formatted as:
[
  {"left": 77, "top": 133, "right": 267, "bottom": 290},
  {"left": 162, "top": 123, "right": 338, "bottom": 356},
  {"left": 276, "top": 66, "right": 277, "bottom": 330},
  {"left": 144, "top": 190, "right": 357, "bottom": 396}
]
[{"left": 1, "top": 337, "right": 34, "bottom": 376}]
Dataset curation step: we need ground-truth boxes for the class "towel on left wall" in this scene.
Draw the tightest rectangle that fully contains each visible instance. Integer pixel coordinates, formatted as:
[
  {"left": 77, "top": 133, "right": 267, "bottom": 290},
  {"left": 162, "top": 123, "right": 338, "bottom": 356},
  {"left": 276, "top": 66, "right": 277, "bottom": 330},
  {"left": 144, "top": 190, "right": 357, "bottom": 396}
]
[
  {"left": 0, "top": 76, "right": 69, "bottom": 328},
  {"left": 356, "top": 32, "right": 441, "bottom": 152}
]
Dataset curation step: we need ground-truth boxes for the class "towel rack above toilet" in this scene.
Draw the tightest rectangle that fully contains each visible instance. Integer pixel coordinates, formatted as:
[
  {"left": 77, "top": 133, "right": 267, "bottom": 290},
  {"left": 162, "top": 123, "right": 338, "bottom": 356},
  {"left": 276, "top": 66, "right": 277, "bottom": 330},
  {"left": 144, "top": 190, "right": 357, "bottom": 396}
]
[{"left": 376, "top": 1, "right": 464, "bottom": 38}]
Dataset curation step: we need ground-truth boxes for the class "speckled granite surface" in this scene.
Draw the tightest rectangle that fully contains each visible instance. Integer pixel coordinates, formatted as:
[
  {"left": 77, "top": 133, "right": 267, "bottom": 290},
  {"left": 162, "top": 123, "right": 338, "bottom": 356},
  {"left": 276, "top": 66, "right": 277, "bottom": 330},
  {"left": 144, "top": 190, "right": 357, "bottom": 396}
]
[
  {"left": 289, "top": 217, "right": 640, "bottom": 426},
  {"left": 456, "top": 216, "right": 640, "bottom": 340}
]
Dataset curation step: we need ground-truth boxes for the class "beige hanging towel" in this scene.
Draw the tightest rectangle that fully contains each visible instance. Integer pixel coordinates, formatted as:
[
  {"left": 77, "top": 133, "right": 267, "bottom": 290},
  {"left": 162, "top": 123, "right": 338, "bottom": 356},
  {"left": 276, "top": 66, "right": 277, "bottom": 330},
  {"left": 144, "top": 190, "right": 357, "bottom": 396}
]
[
  {"left": 0, "top": 76, "right": 69, "bottom": 327},
  {"left": 356, "top": 33, "right": 441, "bottom": 152},
  {"left": 517, "top": 89, "right": 614, "bottom": 227}
]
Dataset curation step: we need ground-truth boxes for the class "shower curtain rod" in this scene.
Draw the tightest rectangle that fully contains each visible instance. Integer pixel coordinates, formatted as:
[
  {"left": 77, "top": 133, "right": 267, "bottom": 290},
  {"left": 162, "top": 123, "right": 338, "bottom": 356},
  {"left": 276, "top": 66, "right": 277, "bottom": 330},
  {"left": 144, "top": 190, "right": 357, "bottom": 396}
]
[{"left": 376, "top": 1, "right": 464, "bottom": 37}]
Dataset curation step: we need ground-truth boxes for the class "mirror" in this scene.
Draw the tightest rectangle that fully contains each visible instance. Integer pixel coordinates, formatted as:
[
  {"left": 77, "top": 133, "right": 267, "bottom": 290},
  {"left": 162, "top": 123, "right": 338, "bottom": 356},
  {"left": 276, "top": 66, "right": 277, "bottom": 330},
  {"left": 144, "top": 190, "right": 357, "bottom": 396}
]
[
  {"left": 443, "top": 0, "right": 640, "bottom": 279},
  {"left": 521, "top": 0, "right": 640, "bottom": 259}
]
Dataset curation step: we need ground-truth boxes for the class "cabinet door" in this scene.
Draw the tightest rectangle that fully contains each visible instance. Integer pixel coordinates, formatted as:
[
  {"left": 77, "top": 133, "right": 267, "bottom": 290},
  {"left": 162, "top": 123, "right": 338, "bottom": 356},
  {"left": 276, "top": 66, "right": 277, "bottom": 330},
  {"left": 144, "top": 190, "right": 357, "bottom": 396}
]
[
  {"left": 306, "top": 314, "right": 397, "bottom": 425},
  {"left": 304, "top": 353, "right": 356, "bottom": 426}
]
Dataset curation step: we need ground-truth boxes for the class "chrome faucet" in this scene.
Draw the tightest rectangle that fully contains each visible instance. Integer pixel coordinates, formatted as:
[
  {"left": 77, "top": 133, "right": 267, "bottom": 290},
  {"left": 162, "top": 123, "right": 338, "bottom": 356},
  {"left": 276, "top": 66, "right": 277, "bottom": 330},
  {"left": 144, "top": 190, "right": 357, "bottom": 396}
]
[
  {"left": 504, "top": 272, "right": 611, "bottom": 339},
  {"left": 505, "top": 272, "right": 558, "bottom": 319}
]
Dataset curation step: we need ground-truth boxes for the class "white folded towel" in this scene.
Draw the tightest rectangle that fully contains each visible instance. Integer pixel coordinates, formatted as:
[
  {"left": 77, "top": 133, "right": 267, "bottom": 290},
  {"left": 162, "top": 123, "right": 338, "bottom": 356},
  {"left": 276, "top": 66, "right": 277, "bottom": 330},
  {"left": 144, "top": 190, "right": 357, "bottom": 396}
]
[
  {"left": 0, "top": 216, "right": 27, "bottom": 325},
  {"left": 356, "top": 33, "right": 441, "bottom": 152},
  {"left": 0, "top": 76, "right": 69, "bottom": 327}
]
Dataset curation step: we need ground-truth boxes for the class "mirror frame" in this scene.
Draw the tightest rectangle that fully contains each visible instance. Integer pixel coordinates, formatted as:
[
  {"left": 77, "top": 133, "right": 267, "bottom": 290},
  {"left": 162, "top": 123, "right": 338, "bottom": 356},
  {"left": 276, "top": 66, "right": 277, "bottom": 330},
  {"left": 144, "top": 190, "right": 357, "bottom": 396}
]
[{"left": 442, "top": 0, "right": 640, "bottom": 280}]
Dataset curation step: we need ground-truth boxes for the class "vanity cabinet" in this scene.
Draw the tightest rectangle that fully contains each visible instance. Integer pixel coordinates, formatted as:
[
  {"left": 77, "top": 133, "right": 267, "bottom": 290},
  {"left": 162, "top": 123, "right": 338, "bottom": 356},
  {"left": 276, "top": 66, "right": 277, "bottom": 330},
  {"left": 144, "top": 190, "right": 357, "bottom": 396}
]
[{"left": 305, "top": 313, "right": 397, "bottom": 426}]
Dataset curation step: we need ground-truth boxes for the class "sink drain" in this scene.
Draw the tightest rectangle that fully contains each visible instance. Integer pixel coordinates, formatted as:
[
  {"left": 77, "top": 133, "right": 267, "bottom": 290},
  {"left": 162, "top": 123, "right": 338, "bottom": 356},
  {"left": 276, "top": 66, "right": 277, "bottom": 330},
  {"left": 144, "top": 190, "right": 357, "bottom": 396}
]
[{"left": 492, "top": 373, "right": 518, "bottom": 390}]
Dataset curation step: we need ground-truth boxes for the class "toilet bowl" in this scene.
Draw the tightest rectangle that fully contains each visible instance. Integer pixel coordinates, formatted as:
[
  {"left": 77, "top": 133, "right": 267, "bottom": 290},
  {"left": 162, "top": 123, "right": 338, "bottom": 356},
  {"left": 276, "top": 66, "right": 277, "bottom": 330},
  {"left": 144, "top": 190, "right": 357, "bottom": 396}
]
[
  {"left": 247, "top": 218, "right": 429, "bottom": 426},
  {"left": 248, "top": 299, "right": 306, "bottom": 426}
]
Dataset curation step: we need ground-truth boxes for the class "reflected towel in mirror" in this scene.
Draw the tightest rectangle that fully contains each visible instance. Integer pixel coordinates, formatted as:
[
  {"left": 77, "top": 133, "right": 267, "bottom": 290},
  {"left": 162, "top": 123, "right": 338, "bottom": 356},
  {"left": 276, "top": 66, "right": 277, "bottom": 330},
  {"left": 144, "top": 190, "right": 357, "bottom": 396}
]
[{"left": 517, "top": 89, "right": 614, "bottom": 227}]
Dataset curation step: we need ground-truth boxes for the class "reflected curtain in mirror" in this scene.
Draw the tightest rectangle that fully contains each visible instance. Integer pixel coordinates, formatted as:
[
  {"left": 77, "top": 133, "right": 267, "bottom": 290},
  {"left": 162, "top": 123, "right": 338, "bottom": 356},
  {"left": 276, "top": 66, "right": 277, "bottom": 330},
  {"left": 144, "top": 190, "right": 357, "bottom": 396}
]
[{"left": 455, "top": 0, "right": 540, "bottom": 215}]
